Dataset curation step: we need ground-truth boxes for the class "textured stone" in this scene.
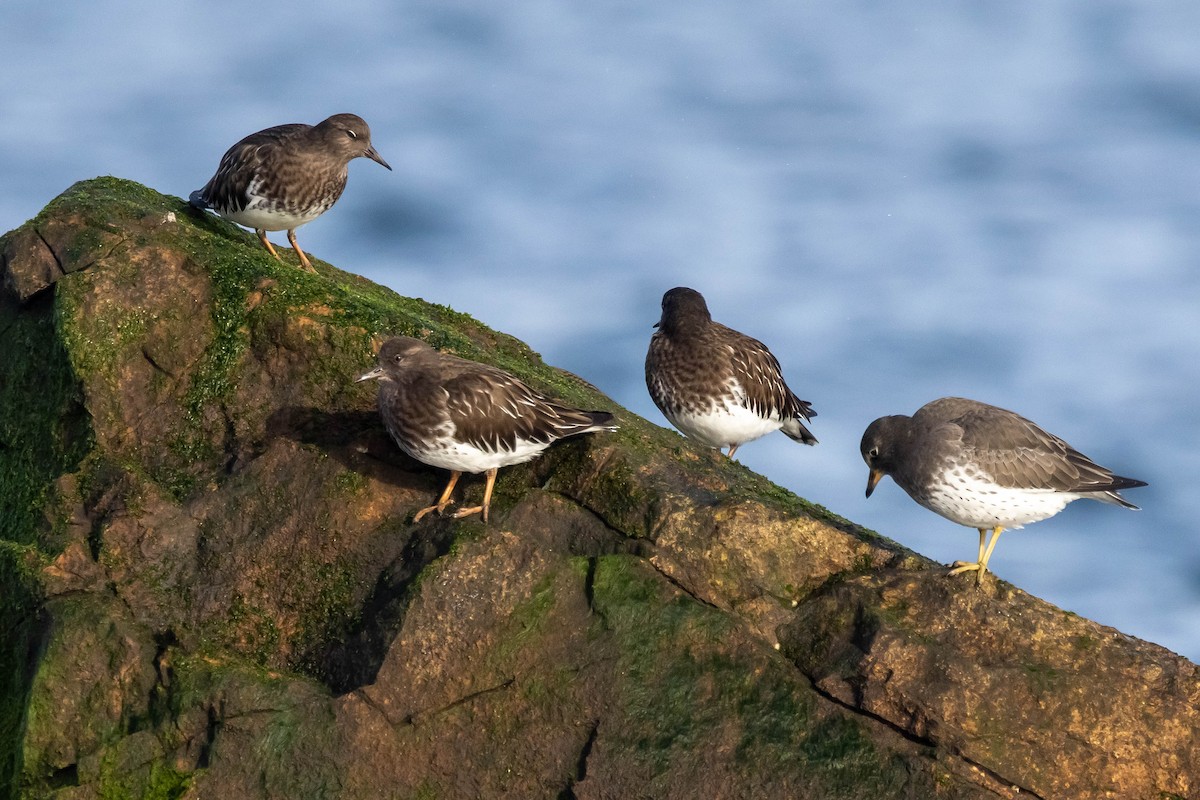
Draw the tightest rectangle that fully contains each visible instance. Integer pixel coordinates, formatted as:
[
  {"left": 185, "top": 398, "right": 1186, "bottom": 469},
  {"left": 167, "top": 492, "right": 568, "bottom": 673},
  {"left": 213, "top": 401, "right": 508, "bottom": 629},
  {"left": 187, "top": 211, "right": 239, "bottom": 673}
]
[{"left": 0, "top": 177, "right": 1194, "bottom": 800}]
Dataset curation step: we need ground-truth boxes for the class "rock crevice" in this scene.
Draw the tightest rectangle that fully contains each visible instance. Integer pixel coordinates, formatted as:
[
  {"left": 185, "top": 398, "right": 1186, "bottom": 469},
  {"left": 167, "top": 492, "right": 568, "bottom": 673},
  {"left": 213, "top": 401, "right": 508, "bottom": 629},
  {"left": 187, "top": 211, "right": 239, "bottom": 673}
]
[{"left": 0, "top": 177, "right": 1195, "bottom": 799}]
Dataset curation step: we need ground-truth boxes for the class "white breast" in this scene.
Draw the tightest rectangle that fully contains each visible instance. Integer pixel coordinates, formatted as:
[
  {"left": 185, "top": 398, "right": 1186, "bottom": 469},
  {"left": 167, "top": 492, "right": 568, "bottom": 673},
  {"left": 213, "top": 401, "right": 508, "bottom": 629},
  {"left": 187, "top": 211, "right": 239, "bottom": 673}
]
[
  {"left": 918, "top": 464, "right": 1076, "bottom": 529},
  {"left": 668, "top": 381, "right": 782, "bottom": 449},
  {"left": 406, "top": 432, "right": 551, "bottom": 474},
  {"left": 220, "top": 176, "right": 329, "bottom": 230},
  {"left": 222, "top": 206, "right": 321, "bottom": 231}
]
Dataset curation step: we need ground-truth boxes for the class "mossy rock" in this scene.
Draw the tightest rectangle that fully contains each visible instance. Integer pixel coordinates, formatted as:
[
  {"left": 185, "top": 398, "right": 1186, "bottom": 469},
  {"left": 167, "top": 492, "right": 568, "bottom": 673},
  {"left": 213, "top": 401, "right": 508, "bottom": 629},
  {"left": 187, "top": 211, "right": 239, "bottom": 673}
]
[{"left": 1, "top": 178, "right": 1195, "bottom": 799}]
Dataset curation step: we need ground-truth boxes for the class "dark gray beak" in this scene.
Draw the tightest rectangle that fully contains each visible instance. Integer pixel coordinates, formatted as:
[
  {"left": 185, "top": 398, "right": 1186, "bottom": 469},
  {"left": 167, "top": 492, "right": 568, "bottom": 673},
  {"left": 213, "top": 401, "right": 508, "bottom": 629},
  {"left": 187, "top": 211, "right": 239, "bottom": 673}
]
[{"left": 364, "top": 145, "right": 392, "bottom": 171}]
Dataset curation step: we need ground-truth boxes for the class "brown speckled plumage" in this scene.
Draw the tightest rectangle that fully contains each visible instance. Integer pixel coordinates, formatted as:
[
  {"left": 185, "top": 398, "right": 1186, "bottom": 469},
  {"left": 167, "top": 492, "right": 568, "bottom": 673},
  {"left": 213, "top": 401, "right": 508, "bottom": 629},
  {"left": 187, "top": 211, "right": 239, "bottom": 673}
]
[
  {"left": 357, "top": 337, "right": 617, "bottom": 523},
  {"left": 190, "top": 113, "right": 390, "bottom": 271},
  {"left": 645, "top": 286, "right": 816, "bottom": 458}
]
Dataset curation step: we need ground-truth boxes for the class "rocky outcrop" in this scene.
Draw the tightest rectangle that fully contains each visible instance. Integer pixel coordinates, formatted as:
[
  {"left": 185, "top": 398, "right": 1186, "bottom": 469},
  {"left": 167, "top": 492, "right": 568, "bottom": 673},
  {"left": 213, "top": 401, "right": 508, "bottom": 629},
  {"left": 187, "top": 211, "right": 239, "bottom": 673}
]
[{"left": 0, "top": 177, "right": 1196, "bottom": 799}]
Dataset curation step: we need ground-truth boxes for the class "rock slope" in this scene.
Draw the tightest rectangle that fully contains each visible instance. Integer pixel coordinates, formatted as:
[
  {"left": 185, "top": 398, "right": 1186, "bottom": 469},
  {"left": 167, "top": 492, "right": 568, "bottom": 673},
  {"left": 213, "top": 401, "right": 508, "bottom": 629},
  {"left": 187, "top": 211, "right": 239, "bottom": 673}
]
[{"left": 1, "top": 178, "right": 1196, "bottom": 799}]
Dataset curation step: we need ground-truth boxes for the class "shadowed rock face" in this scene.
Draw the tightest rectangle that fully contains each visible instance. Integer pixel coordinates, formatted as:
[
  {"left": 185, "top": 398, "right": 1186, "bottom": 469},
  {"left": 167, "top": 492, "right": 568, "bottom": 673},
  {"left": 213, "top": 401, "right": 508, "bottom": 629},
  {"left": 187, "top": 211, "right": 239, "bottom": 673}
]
[{"left": 0, "top": 178, "right": 1195, "bottom": 799}]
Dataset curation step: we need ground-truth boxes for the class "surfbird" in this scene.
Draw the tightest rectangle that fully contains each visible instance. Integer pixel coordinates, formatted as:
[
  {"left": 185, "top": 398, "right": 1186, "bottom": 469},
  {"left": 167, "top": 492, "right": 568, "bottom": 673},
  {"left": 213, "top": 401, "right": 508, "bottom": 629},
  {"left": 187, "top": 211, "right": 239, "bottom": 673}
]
[
  {"left": 860, "top": 396, "right": 1147, "bottom": 584},
  {"left": 645, "top": 287, "right": 817, "bottom": 459},
  {"left": 189, "top": 113, "right": 391, "bottom": 272},
  {"left": 357, "top": 337, "right": 618, "bottom": 523}
]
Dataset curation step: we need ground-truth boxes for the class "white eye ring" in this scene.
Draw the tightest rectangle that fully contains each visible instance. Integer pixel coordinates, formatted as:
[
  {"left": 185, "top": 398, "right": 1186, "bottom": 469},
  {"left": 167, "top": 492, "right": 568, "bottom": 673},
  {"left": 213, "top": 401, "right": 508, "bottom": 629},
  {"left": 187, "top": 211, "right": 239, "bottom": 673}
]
[{"left": 347, "top": 129, "right": 358, "bottom": 139}]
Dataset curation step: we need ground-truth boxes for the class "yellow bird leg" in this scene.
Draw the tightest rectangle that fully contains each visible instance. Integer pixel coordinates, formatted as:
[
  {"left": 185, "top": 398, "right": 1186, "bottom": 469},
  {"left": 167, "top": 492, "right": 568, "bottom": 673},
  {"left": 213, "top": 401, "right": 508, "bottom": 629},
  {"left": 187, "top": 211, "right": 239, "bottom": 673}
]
[{"left": 947, "top": 526, "right": 1005, "bottom": 585}]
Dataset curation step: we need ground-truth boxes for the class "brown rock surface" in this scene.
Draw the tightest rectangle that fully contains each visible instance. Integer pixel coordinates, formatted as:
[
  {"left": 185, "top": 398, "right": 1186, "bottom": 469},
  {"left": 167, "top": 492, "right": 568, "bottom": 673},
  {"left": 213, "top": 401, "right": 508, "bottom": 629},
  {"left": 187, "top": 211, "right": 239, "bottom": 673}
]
[
  {"left": 779, "top": 571, "right": 1200, "bottom": 798},
  {"left": 0, "top": 177, "right": 1195, "bottom": 799}
]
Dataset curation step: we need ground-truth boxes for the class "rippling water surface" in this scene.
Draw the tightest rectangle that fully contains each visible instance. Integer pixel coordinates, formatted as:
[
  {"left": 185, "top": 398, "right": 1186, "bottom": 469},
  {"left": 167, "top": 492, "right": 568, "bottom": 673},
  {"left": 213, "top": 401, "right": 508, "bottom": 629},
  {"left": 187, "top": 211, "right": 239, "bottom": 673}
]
[{"left": 3, "top": 0, "right": 1198, "bottom": 659}]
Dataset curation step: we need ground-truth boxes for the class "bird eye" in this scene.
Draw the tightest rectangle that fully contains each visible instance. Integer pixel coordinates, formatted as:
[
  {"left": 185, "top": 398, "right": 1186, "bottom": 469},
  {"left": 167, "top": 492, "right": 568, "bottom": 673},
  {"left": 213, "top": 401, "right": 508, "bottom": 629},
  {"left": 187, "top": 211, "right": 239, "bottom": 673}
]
[
  {"left": 347, "top": 129, "right": 358, "bottom": 140},
  {"left": 869, "top": 446, "right": 879, "bottom": 458}
]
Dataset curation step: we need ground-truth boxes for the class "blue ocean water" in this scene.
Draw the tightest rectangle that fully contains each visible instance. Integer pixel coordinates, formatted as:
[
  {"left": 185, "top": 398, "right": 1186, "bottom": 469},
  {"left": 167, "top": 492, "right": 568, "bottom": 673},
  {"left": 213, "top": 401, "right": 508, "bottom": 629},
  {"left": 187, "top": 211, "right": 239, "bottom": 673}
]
[{"left": 2, "top": 1, "right": 1198, "bottom": 660}]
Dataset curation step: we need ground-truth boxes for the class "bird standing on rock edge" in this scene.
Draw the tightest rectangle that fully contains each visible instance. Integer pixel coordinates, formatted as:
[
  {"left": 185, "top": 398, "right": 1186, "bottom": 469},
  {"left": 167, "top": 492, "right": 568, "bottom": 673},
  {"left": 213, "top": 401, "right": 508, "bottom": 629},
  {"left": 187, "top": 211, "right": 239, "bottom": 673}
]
[
  {"left": 190, "top": 113, "right": 391, "bottom": 273},
  {"left": 357, "top": 337, "right": 618, "bottom": 523},
  {"left": 645, "top": 286, "right": 817, "bottom": 459},
  {"left": 860, "top": 396, "right": 1147, "bottom": 585}
]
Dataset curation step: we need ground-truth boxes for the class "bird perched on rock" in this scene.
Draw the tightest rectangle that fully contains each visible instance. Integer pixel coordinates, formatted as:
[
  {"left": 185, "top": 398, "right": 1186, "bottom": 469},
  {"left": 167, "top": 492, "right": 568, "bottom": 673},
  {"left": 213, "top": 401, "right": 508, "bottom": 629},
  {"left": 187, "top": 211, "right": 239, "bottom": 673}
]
[
  {"left": 860, "top": 396, "right": 1147, "bottom": 584},
  {"left": 357, "top": 337, "right": 618, "bottom": 523},
  {"left": 645, "top": 286, "right": 817, "bottom": 459},
  {"left": 189, "top": 113, "right": 391, "bottom": 272}
]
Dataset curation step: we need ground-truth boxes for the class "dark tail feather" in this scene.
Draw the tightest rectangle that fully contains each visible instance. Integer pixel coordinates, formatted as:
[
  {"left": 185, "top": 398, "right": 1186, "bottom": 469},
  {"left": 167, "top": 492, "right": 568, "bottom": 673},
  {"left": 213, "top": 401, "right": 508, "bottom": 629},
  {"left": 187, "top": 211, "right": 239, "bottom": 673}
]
[
  {"left": 1098, "top": 490, "right": 1141, "bottom": 510},
  {"left": 584, "top": 410, "right": 618, "bottom": 433},
  {"left": 555, "top": 409, "right": 618, "bottom": 438},
  {"left": 1093, "top": 475, "right": 1147, "bottom": 510},
  {"left": 781, "top": 395, "right": 818, "bottom": 445},
  {"left": 782, "top": 417, "right": 818, "bottom": 446}
]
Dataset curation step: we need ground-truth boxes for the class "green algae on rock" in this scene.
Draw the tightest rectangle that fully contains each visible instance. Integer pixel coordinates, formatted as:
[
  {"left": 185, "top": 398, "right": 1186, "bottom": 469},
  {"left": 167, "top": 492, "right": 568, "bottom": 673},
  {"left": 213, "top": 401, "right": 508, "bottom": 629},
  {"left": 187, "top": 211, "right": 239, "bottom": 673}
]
[{"left": 0, "top": 177, "right": 1196, "bottom": 799}]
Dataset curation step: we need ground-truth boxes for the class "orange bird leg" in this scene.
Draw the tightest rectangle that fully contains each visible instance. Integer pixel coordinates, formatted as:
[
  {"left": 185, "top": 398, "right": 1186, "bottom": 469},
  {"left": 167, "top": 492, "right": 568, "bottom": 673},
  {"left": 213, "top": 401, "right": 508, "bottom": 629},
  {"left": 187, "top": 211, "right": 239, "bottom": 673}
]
[
  {"left": 414, "top": 471, "right": 462, "bottom": 522},
  {"left": 256, "top": 229, "right": 282, "bottom": 260},
  {"left": 452, "top": 467, "right": 499, "bottom": 523},
  {"left": 286, "top": 228, "right": 316, "bottom": 272}
]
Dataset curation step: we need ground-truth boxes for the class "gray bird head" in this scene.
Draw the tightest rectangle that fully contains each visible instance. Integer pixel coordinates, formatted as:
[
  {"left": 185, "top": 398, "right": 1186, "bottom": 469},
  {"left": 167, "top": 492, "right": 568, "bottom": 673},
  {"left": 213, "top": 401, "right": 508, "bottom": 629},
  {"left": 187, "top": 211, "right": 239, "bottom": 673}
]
[
  {"left": 355, "top": 337, "right": 432, "bottom": 383},
  {"left": 317, "top": 113, "right": 392, "bottom": 170},
  {"left": 860, "top": 415, "right": 909, "bottom": 497}
]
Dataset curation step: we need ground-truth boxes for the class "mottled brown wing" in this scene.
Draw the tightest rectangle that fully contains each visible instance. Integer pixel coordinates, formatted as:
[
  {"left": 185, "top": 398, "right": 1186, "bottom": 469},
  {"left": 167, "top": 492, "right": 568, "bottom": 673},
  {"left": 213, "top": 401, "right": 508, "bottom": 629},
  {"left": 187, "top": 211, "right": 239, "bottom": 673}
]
[
  {"left": 199, "top": 124, "right": 308, "bottom": 212},
  {"left": 444, "top": 366, "right": 609, "bottom": 453},
  {"left": 720, "top": 324, "right": 815, "bottom": 422}
]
